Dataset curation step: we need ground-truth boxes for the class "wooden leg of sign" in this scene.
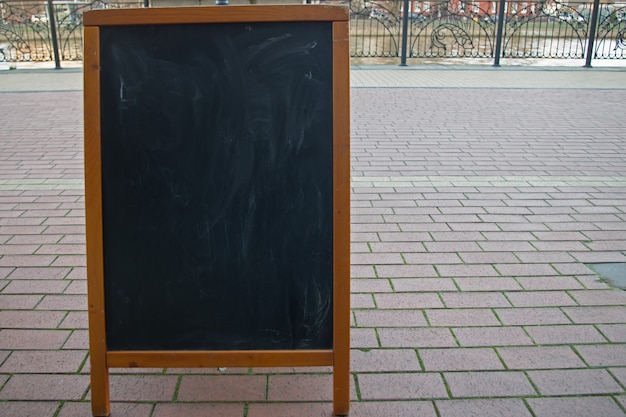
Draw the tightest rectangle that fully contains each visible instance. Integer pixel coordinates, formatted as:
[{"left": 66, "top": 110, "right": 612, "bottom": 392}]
[
  {"left": 333, "top": 358, "right": 350, "bottom": 416},
  {"left": 90, "top": 355, "right": 110, "bottom": 417}
]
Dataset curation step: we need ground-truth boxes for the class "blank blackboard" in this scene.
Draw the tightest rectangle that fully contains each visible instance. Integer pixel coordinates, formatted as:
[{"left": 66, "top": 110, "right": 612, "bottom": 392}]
[
  {"left": 99, "top": 22, "right": 334, "bottom": 351},
  {"left": 84, "top": 6, "right": 350, "bottom": 415}
]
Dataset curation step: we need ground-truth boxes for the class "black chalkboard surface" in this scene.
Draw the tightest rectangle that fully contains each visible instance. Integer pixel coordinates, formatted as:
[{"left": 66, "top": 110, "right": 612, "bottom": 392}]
[{"left": 99, "top": 22, "right": 334, "bottom": 351}]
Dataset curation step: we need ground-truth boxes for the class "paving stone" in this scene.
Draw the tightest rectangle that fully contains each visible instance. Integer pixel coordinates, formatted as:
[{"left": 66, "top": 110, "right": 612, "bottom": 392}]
[
  {"left": 36, "top": 294, "right": 86, "bottom": 310},
  {"left": 454, "top": 277, "right": 522, "bottom": 291},
  {"left": 610, "top": 367, "right": 626, "bottom": 386},
  {"left": 575, "top": 344, "right": 626, "bottom": 366},
  {"left": 62, "top": 280, "right": 87, "bottom": 295},
  {"left": 494, "top": 307, "right": 571, "bottom": 325},
  {"left": 426, "top": 309, "right": 500, "bottom": 327},
  {"left": 6, "top": 266, "right": 70, "bottom": 280},
  {"left": 377, "top": 328, "right": 457, "bottom": 348},
  {"left": 375, "top": 265, "right": 437, "bottom": 278},
  {"left": 0, "top": 294, "right": 43, "bottom": 309},
  {"left": 349, "top": 401, "right": 437, "bottom": 417},
  {"left": 435, "top": 399, "right": 532, "bottom": 417},
  {"left": 0, "top": 310, "right": 66, "bottom": 328},
  {"left": 354, "top": 309, "right": 427, "bottom": 327},
  {"left": 58, "top": 311, "right": 88, "bottom": 329},
  {"left": 2, "top": 279, "right": 70, "bottom": 294},
  {"left": 109, "top": 374, "right": 179, "bottom": 402},
  {"left": 527, "top": 396, "right": 626, "bottom": 417},
  {"left": 516, "top": 276, "right": 584, "bottom": 290},
  {"left": 0, "top": 401, "right": 60, "bottom": 417},
  {"left": 0, "top": 350, "right": 86, "bottom": 373},
  {"left": 494, "top": 264, "right": 558, "bottom": 277},
  {"left": 352, "top": 348, "right": 421, "bottom": 372},
  {"left": 0, "top": 374, "right": 89, "bottom": 400},
  {"left": 352, "top": 293, "right": 375, "bottom": 309},
  {"left": 0, "top": 255, "right": 57, "bottom": 267},
  {"left": 419, "top": 348, "right": 504, "bottom": 371},
  {"left": 568, "top": 289, "right": 626, "bottom": 306},
  {"left": 525, "top": 324, "right": 608, "bottom": 344},
  {"left": 441, "top": 292, "right": 511, "bottom": 308},
  {"left": 62, "top": 330, "right": 89, "bottom": 349},
  {"left": 0, "top": 329, "right": 72, "bottom": 351},
  {"left": 563, "top": 306, "right": 626, "bottom": 324},
  {"left": 597, "top": 324, "right": 626, "bottom": 342},
  {"left": 436, "top": 264, "right": 499, "bottom": 277},
  {"left": 351, "top": 279, "right": 392, "bottom": 293},
  {"left": 497, "top": 346, "right": 586, "bottom": 369},
  {"left": 51, "top": 255, "right": 86, "bottom": 267},
  {"left": 453, "top": 327, "right": 533, "bottom": 347},
  {"left": 444, "top": 371, "right": 536, "bottom": 397},
  {"left": 351, "top": 253, "right": 404, "bottom": 265},
  {"left": 528, "top": 369, "right": 624, "bottom": 395},
  {"left": 374, "top": 293, "right": 443, "bottom": 309},
  {"left": 358, "top": 373, "right": 448, "bottom": 400},
  {"left": 267, "top": 374, "right": 333, "bottom": 401},
  {"left": 505, "top": 291, "right": 577, "bottom": 307},
  {"left": 351, "top": 265, "right": 376, "bottom": 278},
  {"left": 246, "top": 403, "right": 334, "bottom": 417},
  {"left": 351, "top": 328, "right": 380, "bottom": 348},
  {"left": 58, "top": 401, "right": 153, "bottom": 417},
  {"left": 392, "top": 278, "right": 457, "bottom": 292}
]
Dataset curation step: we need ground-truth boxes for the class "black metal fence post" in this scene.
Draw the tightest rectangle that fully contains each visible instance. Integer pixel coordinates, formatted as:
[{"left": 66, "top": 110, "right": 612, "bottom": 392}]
[
  {"left": 584, "top": 0, "right": 601, "bottom": 67},
  {"left": 399, "top": 0, "right": 410, "bottom": 66},
  {"left": 492, "top": 0, "right": 506, "bottom": 66},
  {"left": 46, "top": 0, "right": 61, "bottom": 69}
]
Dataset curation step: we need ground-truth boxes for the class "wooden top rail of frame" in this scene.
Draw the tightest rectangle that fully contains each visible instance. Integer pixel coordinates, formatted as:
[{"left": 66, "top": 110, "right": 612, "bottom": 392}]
[{"left": 83, "top": 5, "right": 349, "bottom": 26}]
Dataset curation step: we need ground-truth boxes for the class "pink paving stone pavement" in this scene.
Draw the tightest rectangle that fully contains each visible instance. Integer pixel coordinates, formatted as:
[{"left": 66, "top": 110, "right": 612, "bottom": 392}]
[{"left": 0, "top": 66, "right": 626, "bottom": 416}]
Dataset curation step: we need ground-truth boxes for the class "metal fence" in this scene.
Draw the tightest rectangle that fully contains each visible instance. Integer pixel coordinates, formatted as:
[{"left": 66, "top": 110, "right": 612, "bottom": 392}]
[
  {"left": 0, "top": 0, "right": 143, "bottom": 65},
  {"left": 1, "top": 0, "right": 624, "bottom": 65},
  {"left": 343, "top": 0, "right": 626, "bottom": 64}
]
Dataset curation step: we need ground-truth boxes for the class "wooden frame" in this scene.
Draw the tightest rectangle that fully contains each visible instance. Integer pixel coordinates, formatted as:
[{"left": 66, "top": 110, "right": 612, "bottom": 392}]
[{"left": 84, "top": 5, "right": 350, "bottom": 416}]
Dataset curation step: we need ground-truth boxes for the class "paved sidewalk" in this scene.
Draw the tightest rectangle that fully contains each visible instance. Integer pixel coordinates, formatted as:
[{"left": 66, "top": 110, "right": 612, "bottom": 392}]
[{"left": 0, "top": 66, "right": 625, "bottom": 417}]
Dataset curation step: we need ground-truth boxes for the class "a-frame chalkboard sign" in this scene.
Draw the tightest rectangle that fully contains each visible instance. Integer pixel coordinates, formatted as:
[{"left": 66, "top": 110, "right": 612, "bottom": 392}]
[{"left": 83, "top": 5, "right": 350, "bottom": 416}]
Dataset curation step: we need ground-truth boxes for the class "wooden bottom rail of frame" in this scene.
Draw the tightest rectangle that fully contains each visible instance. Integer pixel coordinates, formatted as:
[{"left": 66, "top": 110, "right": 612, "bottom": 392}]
[{"left": 105, "top": 349, "right": 335, "bottom": 368}]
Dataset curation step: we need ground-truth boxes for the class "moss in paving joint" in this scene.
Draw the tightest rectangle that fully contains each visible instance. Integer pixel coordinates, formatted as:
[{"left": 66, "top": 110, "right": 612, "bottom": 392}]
[
  {"left": 373, "top": 328, "right": 382, "bottom": 348},
  {"left": 243, "top": 402, "right": 249, "bottom": 417},
  {"left": 366, "top": 242, "right": 373, "bottom": 253},
  {"left": 372, "top": 264, "right": 379, "bottom": 278},
  {"left": 371, "top": 294, "right": 378, "bottom": 309},
  {"left": 52, "top": 402, "right": 64, "bottom": 417},
  {"left": 400, "top": 253, "right": 407, "bottom": 265},
  {"left": 520, "top": 371, "right": 541, "bottom": 396},
  {"left": 608, "top": 369, "right": 626, "bottom": 393},
  {"left": 414, "top": 348, "right": 426, "bottom": 372},
  {"left": 264, "top": 374, "right": 269, "bottom": 401},
  {"left": 433, "top": 264, "right": 442, "bottom": 278},
  {"left": 492, "top": 308, "right": 505, "bottom": 326},
  {"left": 351, "top": 310, "right": 358, "bottom": 327},
  {"left": 172, "top": 374, "right": 183, "bottom": 401},
  {"left": 423, "top": 310, "right": 432, "bottom": 327},
  {"left": 492, "top": 346, "right": 509, "bottom": 370},
  {"left": 440, "top": 372, "right": 454, "bottom": 399},
  {"left": 352, "top": 373, "right": 362, "bottom": 401},
  {"left": 76, "top": 351, "right": 90, "bottom": 373},
  {"left": 571, "top": 344, "right": 592, "bottom": 367}
]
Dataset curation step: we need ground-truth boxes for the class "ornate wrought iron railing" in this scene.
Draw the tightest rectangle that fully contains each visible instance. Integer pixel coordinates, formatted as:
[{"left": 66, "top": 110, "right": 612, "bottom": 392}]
[
  {"left": 341, "top": 0, "right": 625, "bottom": 63},
  {"left": 0, "top": 0, "right": 624, "bottom": 64},
  {"left": 0, "top": 0, "right": 143, "bottom": 64}
]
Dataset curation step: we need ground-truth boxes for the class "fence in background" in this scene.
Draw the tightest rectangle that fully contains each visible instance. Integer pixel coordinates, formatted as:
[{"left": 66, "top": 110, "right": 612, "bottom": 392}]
[
  {"left": 0, "top": 0, "right": 142, "bottom": 65},
  {"left": 343, "top": 0, "right": 625, "bottom": 64},
  {"left": 1, "top": 0, "right": 625, "bottom": 65}
]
